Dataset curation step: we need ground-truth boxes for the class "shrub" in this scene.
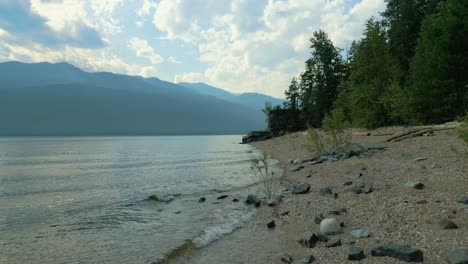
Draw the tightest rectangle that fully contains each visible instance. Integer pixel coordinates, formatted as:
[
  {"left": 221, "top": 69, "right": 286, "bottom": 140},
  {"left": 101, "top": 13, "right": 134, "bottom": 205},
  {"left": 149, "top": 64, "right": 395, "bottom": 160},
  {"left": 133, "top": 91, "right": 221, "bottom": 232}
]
[
  {"left": 250, "top": 153, "right": 279, "bottom": 198},
  {"left": 457, "top": 115, "right": 468, "bottom": 144}
]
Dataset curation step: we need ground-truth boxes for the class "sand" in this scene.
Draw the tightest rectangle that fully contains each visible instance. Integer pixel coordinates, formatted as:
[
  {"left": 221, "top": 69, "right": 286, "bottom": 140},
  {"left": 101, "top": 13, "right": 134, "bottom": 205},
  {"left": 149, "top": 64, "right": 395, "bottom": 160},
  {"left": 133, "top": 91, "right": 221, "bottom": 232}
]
[{"left": 168, "top": 129, "right": 467, "bottom": 264}]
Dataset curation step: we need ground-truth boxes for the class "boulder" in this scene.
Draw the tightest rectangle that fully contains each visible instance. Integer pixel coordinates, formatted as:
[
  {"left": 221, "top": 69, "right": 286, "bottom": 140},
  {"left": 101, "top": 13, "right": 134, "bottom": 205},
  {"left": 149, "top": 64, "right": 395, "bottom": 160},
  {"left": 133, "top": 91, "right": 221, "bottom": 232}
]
[
  {"left": 267, "top": 220, "right": 276, "bottom": 229},
  {"left": 300, "top": 255, "right": 315, "bottom": 264},
  {"left": 371, "top": 245, "right": 424, "bottom": 262},
  {"left": 242, "top": 131, "right": 272, "bottom": 144},
  {"left": 297, "top": 231, "right": 318, "bottom": 248},
  {"left": 325, "top": 238, "right": 341, "bottom": 248},
  {"left": 320, "top": 218, "right": 341, "bottom": 235},
  {"left": 317, "top": 233, "right": 329, "bottom": 242},
  {"left": 447, "top": 249, "right": 468, "bottom": 264},
  {"left": 245, "top": 194, "right": 261, "bottom": 207},
  {"left": 217, "top": 195, "right": 228, "bottom": 200},
  {"left": 348, "top": 246, "right": 365, "bottom": 261},
  {"left": 198, "top": 197, "right": 206, "bottom": 203},
  {"left": 292, "top": 183, "right": 311, "bottom": 194},
  {"left": 351, "top": 228, "right": 371, "bottom": 238}
]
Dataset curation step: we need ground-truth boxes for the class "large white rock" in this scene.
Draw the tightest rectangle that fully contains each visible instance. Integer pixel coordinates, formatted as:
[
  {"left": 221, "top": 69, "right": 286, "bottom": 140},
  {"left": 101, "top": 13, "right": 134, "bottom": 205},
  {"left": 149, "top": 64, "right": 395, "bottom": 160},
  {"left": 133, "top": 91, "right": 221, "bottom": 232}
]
[{"left": 320, "top": 218, "right": 341, "bottom": 235}]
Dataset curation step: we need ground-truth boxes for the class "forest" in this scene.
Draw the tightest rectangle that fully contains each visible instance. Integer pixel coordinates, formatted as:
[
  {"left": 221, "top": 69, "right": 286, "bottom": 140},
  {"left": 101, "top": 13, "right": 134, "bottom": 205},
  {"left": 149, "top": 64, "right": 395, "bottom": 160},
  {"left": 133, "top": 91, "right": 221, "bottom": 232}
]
[{"left": 279, "top": 0, "right": 467, "bottom": 129}]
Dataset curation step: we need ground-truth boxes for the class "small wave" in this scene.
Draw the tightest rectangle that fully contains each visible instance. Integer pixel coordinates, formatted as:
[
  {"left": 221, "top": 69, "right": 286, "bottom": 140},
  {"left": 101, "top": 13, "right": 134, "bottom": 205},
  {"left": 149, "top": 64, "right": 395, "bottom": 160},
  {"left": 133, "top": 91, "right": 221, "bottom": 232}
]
[{"left": 192, "top": 211, "right": 254, "bottom": 248}]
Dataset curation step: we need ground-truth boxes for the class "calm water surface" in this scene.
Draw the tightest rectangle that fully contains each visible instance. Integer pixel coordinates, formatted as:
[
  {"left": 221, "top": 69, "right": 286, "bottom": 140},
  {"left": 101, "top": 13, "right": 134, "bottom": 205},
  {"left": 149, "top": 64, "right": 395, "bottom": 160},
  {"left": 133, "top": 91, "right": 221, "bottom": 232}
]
[{"left": 0, "top": 136, "right": 272, "bottom": 263}]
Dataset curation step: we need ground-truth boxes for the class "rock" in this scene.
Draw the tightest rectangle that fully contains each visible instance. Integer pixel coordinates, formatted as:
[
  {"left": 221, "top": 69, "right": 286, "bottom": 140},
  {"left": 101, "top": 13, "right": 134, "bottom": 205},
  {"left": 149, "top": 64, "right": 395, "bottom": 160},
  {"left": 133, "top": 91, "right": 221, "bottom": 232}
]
[
  {"left": 217, "top": 195, "right": 228, "bottom": 200},
  {"left": 147, "top": 195, "right": 175, "bottom": 203},
  {"left": 447, "top": 249, "right": 468, "bottom": 264},
  {"left": 328, "top": 210, "right": 341, "bottom": 216},
  {"left": 351, "top": 228, "right": 371, "bottom": 238},
  {"left": 427, "top": 215, "right": 458, "bottom": 229},
  {"left": 416, "top": 199, "right": 428, "bottom": 204},
  {"left": 242, "top": 131, "right": 272, "bottom": 144},
  {"left": 245, "top": 194, "right": 261, "bottom": 207},
  {"left": 198, "top": 197, "right": 206, "bottom": 203},
  {"left": 147, "top": 195, "right": 159, "bottom": 201},
  {"left": 317, "top": 233, "right": 329, "bottom": 242},
  {"left": 300, "top": 255, "right": 315, "bottom": 264},
  {"left": 314, "top": 212, "right": 325, "bottom": 224},
  {"left": 325, "top": 237, "right": 341, "bottom": 248},
  {"left": 297, "top": 231, "right": 318, "bottom": 248},
  {"left": 320, "top": 187, "right": 333, "bottom": 196},
  {"left": 344, "top": 181, "right": 353, "bottom": 186},
  {"left": 457, "top": 196, "right": 468, "bottom": 205},
  {"left": 267, "top": 220, "right": 276, "bottom": 229},
  {"left": 348, "top": 246, "right": 365, "bottom": 261},
  {"left": 345, "top": 171, "right": 362, "bottom": 180},
  {"left": 287, "top": 159, "right": 294, "bottom": 165},
  {"left": 232, "top": 198, "right": 239, "bottom": 202},
  {"left": 405, "top": 181, "right": 425, "bottom": 189},
  {"left": 290, "top": 165, "right": 305, "bottom": 172},
  {"left": 363, "top": 183, "right": 374, "bottom": 194},
  {"left": 266, "top": 194, "right": 283, "bottom": 206},
  {"left": 292, "top": 183, "right": 311, "bottom": 194},
  {"left": 320, "top": 218, "right": 341, "bottom": 235},
  {"left": 416, "top": 157, "right": 428, "bottom": 161},
  {"left": 281, "top": 253, "right": 293, "bottom": 263},
  {"left": 281, "top": 211, "right": 290, "bottom": 216},
  {"left": 371, "top": 245, "right": 424, "bottom": 262}
]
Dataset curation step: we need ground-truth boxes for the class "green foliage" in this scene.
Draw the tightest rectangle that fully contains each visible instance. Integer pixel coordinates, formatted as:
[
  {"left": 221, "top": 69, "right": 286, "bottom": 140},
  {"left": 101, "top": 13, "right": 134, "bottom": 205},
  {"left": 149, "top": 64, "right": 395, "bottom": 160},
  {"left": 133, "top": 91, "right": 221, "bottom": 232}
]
[
  {"left": 345, "top": 18, "right": 401, "bottom": 129},
  {"left": 306, "top": 109, "right": 351, "bottom": 155},
  {"left": 407, "top": 0, "right": 468, "bottom": 124},
  {"left": 284, "top": 77, "right": 300, "bottom": 110},
  {"left": 250, "top": 153, "right": 279, "bottom": 198},
  {"left": 299, "top": 30, "right": 344, "bottom": 127}
]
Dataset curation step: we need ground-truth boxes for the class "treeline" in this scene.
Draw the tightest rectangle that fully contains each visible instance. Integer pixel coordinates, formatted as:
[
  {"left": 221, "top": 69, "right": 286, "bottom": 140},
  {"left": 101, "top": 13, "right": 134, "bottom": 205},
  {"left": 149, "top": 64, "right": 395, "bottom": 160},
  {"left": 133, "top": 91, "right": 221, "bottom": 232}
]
[{"left": 282, "top": 0, "right": 467, "bottom": 129}]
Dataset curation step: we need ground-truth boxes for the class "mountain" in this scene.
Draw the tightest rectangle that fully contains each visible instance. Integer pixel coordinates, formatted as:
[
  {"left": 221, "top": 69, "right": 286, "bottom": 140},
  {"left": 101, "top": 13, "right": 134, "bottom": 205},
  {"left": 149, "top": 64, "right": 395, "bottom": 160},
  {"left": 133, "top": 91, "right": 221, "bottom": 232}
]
[
  {"left": 178, "top": 82, "right": 284, "bottom": 111},
  {"left": 0, "top": 61, "right": 266, "bottom": 136}
]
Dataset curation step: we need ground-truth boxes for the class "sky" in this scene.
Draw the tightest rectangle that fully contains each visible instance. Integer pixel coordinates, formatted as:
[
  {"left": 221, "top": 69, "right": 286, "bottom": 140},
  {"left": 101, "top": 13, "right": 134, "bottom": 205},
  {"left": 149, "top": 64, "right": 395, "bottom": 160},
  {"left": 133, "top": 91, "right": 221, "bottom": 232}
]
[{"left": 0, "top": 0, "right": 386, "bottom": 98}]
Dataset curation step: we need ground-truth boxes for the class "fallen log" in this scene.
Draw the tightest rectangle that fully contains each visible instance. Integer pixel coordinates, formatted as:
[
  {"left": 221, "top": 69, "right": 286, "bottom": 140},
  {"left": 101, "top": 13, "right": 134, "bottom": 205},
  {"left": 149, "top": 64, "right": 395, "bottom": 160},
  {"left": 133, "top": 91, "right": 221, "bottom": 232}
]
[
  {"left": 352, "top": 131, "right": 371, "bottom": 136},
  {"left": 386, "top": 123, "right": 460, "bottom": 142}
]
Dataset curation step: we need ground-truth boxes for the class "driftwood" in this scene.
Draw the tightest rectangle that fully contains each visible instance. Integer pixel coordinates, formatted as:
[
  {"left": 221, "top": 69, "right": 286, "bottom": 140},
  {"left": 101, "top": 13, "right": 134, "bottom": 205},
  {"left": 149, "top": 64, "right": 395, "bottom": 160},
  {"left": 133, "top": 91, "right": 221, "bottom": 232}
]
[
  {"left": 352, "top": 131, "right": 371, "bottom": 137},
  {"left": 386, "top": 122, "right": 460, "bottom": 142}
]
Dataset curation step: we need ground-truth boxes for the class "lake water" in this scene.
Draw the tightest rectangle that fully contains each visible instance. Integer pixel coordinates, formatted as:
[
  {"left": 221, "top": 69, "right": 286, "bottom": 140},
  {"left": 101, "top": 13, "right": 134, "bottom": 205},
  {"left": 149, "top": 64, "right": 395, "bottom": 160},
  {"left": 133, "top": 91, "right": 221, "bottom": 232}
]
[{"left": 0, "top": 136, "right": 279, "bottom": 263}]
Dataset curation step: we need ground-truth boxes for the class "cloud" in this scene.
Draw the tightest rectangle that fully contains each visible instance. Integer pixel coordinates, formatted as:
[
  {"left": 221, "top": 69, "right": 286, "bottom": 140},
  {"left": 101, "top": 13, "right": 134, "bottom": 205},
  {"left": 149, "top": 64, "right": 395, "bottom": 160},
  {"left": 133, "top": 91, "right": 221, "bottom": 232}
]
[
  {"left": 0, "top": 0, "right": 106, "bottom": 49},
  {"left": 128, "top": 37, "right": 164, "bottom": 64},
  {"left": 168, "top": 56, "right": 181, "bottom": 64},
  {"left": 151, "top": 0, "right": 385, "bottom": 97},
  {"left": 137, "top": 0, "right": 158, "bottom": 17},
  {"left": 174, "top": 72, "right": 203, "bottom": 83}
]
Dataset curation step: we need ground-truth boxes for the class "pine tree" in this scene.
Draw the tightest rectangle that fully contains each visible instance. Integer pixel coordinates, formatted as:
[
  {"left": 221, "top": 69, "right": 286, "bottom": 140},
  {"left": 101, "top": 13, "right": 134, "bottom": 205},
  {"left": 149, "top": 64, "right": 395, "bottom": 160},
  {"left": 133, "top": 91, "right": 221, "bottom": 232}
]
[
  {"left": 284, "top": 77, "right": 300, "bottom": 110},
  {"left": 407, "top": 0, "right": 468, "bottom": 123},
  {"left": 299, "top": 30, "right": 344, "bottom": 127},
  {"left": 345, "top": 18, "right": 401, "bottom": 128}
]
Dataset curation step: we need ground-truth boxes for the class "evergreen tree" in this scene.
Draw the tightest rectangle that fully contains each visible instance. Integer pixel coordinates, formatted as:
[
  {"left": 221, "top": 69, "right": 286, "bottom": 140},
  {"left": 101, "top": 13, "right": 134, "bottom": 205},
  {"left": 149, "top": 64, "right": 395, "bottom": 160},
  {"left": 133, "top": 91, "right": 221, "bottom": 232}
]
[
  {"left": 345, "top": 18, "right": 401, "bottom": 128},
  {"left": 284, "top": 77, "right": 300, "bottom": 110},
  {"left": 407, "top": 0, "right": 468, "bottom": 123},
  {"left": 299, "top": 30, "right": 344, "bottom": 127}
]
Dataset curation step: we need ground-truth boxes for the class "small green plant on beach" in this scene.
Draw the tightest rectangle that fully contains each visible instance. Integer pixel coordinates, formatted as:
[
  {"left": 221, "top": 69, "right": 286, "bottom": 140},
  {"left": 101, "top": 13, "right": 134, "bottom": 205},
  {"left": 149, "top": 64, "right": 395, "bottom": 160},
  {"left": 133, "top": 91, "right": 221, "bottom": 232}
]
[
  {"left": 457, "top": 115, "right": 468, "bottom": 144},
  {"left": 250, "top": 153, "right": 279, "bottom": 198},
  {"left": 306, "top": 109, "right": 351, "bottom": 155}
]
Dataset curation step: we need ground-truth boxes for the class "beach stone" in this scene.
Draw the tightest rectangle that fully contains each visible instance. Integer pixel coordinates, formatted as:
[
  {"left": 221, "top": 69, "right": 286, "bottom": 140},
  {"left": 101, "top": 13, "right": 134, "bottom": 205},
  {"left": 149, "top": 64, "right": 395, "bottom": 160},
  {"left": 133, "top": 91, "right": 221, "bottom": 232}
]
[
  {"left": 344, "top": 181, "right": 353, "bottom": 186},
  {"left": 405, "top": 181, "right": 425, "bottom": 189},
  {"left": 427, "top": 215, "right": 458, "bottom": 229},
  {"left": 447, "top": 249, "right": 468, "bottom": 264},
  {"left": 363, "top": 183, "right": 374, "bottom": 194},
  {"left": 320, "top": 218, "right": 341, "bottom": 235},
  {"left": 328, "top": 210, "right": 341, "bottom": 216},
  {"left": 351, "top": 228, "right": 371, "bottom": 238},
  {"left": 320, "top": 187, "right": 333, "bottom": 196},
  {"left": 217, "top": 195, "right": 228, "bottom": 200},
  {"left": 281, "top": 253, "right": 293, "bottom": 263},
  {"left": 297, "top": 231, "right": 318, "bottom": 248},
  {"left": 348, "top": 246, "right": 365, "bottom": 261},
  {"left": 345, "top": 171, "right": 362, "bottom": 180},
  {"left": 148, "top": 195, "right": 174, "bottom": 203},
  {"left": 300, "top": 255, "right": 315, "bottom": 263},
  {"left": 290, "top": 165, "right": 305, "bottom": 172},
  {"left": 245, "top": 194, "right": 261, "bottom": 207},
  {"left": 267, "top": 220, "right": 276, "bottom": 229},
  {"left": 416, "top": 199, "right": 428, "bottom": 204},
  {"left": 232, "top": 198, "right": 239, "bottom": 202},
  {"left": 325, "top": 237, "right": 341, "bottom": 248},
  {"left": 317, "top": 233, "right": 329, "bottom": 242},
  {"left": 371, "top": 245, "right": 424, "bottom": 262},
  {"left": 198, "top": 197, "right": 206, "bottom": 203},
  {"left": 266, "top": 194, "right": 283, "bottom": 206},
  {"left": 287, "top": 159, "right": 294, "bottom": 164},
  {"left": 292, "top": 183, "right": 311, "bottom": 194},
  {"left": 416, "top": 157, "right": 428, "bottom": 161}
]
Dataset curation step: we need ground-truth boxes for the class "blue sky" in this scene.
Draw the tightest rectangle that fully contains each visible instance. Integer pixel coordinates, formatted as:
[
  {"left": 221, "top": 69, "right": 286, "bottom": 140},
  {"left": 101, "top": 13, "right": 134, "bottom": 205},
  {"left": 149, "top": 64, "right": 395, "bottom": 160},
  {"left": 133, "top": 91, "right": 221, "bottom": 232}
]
[{"left": 0, "top": 0, "right": 386, "bottom": 97}]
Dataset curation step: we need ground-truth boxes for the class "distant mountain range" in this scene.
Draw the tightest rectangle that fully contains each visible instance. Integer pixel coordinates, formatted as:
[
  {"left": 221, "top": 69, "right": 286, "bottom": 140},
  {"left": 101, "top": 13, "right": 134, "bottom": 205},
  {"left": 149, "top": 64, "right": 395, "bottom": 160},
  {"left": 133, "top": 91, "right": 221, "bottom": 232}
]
[
  {"left": 178, "top": 82, "right": 284, "bottom": 111},
  {"left": 0, "top": 61, "right": 283, "bottom": 136}
]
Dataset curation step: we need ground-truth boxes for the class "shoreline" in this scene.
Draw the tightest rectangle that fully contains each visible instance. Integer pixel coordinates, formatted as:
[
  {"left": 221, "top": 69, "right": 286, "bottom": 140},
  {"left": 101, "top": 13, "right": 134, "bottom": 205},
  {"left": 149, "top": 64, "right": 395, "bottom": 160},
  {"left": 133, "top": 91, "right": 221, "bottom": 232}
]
[{"left": 168, "top": 128, "right": 467, "bottom": 264}]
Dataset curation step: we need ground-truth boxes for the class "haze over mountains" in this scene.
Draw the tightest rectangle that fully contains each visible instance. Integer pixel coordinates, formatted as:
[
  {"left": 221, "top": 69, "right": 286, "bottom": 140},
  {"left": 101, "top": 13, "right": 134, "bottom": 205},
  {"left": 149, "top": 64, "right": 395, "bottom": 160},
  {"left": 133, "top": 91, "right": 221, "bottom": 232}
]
[{"left": 0, "top": 61, "right": 282, "bottom": 136}]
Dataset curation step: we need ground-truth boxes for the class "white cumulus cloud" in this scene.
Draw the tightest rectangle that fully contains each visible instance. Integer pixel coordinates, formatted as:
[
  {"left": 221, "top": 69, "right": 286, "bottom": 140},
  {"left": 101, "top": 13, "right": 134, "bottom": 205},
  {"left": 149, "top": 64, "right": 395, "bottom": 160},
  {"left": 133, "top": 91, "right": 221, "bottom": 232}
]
[{"left": 128, "top": 37, "right": 164, "bottom": 64}]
